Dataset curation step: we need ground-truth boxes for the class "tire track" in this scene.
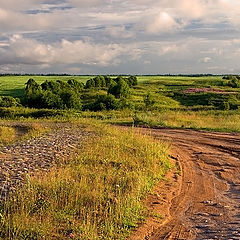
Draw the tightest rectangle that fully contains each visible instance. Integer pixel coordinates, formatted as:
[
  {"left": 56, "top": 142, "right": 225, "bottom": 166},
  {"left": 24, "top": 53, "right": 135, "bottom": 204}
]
[{"left": 130, "top": 128, "right": 240, "bottom": 240}]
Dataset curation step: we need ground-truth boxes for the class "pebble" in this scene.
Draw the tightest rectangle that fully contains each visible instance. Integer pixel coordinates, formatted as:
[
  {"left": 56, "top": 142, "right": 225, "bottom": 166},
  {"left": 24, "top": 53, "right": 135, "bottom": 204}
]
[{"left": 0, "top": 124, "right": 90, "bottom": 200}]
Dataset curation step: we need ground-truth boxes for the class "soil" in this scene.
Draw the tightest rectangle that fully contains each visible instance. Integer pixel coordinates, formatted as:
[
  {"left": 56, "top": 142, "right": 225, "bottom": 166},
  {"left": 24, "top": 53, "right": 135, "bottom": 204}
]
[
  {"left": 130, "top": 128, "right": 240, "bottom": 240},
  {"left": 0, "top": 123, "right": 89, "bottom": 200}
]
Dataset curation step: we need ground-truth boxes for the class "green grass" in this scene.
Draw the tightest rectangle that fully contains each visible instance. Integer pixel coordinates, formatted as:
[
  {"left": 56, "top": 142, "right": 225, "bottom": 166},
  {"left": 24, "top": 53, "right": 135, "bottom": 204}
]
[
  {"left": 0, "top": 76, "right": 90, "bottom": 98},
  {"left": 131, "top": 110, "right": 240, "bottom": 132},
  {"left": 0, "top": 120, "right": 170, "bottom": 240}
]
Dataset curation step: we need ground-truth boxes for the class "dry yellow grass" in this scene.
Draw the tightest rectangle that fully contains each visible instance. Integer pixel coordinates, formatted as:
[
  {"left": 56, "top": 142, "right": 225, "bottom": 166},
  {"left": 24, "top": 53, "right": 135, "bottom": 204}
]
[{"left": 0, "top": 121, "right": 170, "bottom": 240}]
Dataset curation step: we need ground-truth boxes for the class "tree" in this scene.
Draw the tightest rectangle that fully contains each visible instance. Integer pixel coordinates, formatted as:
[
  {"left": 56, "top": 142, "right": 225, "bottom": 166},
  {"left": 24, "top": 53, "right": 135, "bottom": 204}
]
[
  {"left": 127, "top": 76, "right": 138, "bottom": 86},
  {"left": 24, "top": 79, "right": 43, "bottom": 107},
  {"left": 67, "top": 79, "right": 84, "bottom": 92},
  {"left": 85, "top": 79, "right": 96, "bottom": 89},
  {"left": 227, "top": 76, "right": 240, "bottom": 88},
  {"left": 108, "top": 79, "right": 130, "bottom": 98},
  {"left": 0, "top": 96, "right": 20, "bottom": 107},
  {"left": 90, "top": 94, "right": 119, "bottom": 111}
]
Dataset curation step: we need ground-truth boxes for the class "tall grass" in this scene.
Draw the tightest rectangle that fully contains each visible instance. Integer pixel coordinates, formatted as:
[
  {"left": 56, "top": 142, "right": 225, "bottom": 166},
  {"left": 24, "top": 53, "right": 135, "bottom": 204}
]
[
  {"left": 0, "top": 121, "right": 170, "bottom": 240},
  {"left": 0, "top": 126, "right": 16, "bottom": 145},
  {"left": 133, "top": 110, "right": 240, "bottom": 132}
]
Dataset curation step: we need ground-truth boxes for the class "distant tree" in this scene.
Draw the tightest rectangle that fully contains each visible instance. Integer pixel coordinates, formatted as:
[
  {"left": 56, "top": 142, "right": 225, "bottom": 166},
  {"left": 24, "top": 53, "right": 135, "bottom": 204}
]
[
  {"left": 85, "top": 79, "right": 96, "bottom": 89},
  {"left": 227, "top": 76, "right": 240, "bottom": 88},
  {"left": 67, "top": 79, "right": 84, "bottom": 92},
  {"left": 60, "top": 90, "right": 82, "bottom": 109},
  {"left": 108, "top": 79, "right": 130, "bottom": 98},
  {"left": 0, "top": 96, "right": 20, "bottom": 107},
  {"left": 104, "top": 76, "right": 112, "bottom": 87},
  {"left": 127, "top": 76, "right": 138, "bottom": 86},
  {"left": 90, "top": 94, "right": 119, "bottom": 111},
  {"left": 24, "top": 79, "right": 43, "bottom": 107},
  {"left": 41, "top": 91, "right": 63, "bottom": 109}
]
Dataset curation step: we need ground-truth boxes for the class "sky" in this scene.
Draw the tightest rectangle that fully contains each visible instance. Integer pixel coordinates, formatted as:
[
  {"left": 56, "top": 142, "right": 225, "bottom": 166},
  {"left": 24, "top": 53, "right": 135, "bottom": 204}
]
[{"left": 0, "top": 0, "right": 240, "bottom": 74}]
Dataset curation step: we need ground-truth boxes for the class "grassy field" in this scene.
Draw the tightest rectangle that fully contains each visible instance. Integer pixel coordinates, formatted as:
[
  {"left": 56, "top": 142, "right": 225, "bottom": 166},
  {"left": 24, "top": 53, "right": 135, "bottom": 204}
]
[
  {"left": 0, "top": 76, "right": 90, "bottom": 98},
  {"left": 0, "top": 75, "right": 240, "bottom": 239},
  {"left": 0, "top": 120, "right": 170, "bottom": 240}
]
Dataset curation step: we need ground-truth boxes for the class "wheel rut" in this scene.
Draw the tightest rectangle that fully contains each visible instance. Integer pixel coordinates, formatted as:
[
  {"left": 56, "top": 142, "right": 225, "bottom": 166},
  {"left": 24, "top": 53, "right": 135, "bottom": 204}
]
[{"left": 129, "top": 128, "right": 240, "bottom": 240}]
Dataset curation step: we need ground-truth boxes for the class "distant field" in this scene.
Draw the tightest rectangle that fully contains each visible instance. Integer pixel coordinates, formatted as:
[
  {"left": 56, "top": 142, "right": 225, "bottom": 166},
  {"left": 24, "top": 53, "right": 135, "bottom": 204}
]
[
  {"left": 0, "top": 75, "right": 90, "bottom": 98},
  {"left": 0, "top": 75, "right": 228, "bottom": 98}
]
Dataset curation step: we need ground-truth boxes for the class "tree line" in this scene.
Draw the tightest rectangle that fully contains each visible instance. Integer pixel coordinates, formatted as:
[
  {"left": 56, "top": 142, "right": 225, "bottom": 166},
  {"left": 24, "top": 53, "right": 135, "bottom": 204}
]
[{"left": 23, "top": 76, "right": 138, "bottom": 111}]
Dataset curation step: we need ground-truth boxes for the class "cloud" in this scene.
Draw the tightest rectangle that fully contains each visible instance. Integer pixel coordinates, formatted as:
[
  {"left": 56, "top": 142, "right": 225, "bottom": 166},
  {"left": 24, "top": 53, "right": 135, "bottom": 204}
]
[
  {"left": 145, "top": 12, "right": 179, "bottom": 34},
  {"left": 0, "top": 35, "right": 142, "bottom": 67},
  {"left": 68, "top": 0, "right": 107, "bottom": 8},
  {"left": 203, "top": 57, "right": 212, "bottom": 63}
]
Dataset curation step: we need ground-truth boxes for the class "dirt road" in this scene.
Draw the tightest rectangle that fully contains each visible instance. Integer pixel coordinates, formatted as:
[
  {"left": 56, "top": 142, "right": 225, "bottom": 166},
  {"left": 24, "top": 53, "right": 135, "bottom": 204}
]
[{"left": 131, "top": 128, "right": 240, "bottom": 240}]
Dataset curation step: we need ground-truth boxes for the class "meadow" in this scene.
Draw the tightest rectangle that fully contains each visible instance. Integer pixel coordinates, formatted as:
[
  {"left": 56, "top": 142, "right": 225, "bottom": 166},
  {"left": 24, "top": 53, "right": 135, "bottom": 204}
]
[
  {"left": 0, "top": 75, "right": 240, "bottom": 239},
  {"left": 0, "top": 74, "right": 240, "bottom": 132},
  {"left": 0, "top": 120, "right": 170, "bottom": 239}
]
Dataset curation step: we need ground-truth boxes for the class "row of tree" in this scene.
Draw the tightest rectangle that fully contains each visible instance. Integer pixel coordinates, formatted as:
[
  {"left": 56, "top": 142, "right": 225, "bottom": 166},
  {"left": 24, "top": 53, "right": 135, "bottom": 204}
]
[{"left": 23, "top": 76, "right": 138, "bottom": 110}]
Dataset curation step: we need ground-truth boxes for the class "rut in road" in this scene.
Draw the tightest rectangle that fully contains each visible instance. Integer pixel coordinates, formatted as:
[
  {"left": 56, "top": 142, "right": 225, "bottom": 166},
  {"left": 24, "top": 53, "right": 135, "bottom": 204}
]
[
  {"left": 0, "top": 124, "right": 89, "bottom": 200},
  {"left": 131, "top": 128, "right": 240, "bottom": 240}
]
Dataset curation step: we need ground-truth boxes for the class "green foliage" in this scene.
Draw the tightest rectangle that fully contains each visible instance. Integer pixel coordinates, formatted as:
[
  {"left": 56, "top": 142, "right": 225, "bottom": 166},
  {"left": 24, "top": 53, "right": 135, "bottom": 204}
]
[
  {"left": 108, "top": 79, "right": 130, "bottom": 98},
  {"left": 24, "top": 79, "right": 82, "bottom": 110},
  {"left": 227, "top": 76, "right": 240, "bottom": 88},
  {"left": 144, "top": 92, "right": 155, "bottom": 109},
  {"left": 127, "top": 76, "right": 138, "bottom": 87},
  {"left": 90, "top": 94, "right": 119, "bottom": 111},
  {"left": 67, "top": 79, "right": 84, "bottom": 92},
  {"left": 85, "top": 76, "right": 107, "bottom": 89},
  {"left": 0, "top": 96, "right": 20, "bottom": 107},
  {"left": 24, "top": 79, "right": 43, "bottom": 107},
  {"left": 85, "top": 78, "right": 96, "bottom": 89}
]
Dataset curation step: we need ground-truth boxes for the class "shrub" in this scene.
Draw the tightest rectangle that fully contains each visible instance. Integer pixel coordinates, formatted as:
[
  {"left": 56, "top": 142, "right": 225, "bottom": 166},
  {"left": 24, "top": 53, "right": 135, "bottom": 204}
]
[
  {"left": 227, "top": 77, "right": 240, "bottom": 88},
  {"left": 89, "top": 94, "right": 119, "bottom": 111},
  {"left": 108, "top": 79, "right": 130, "bottom": 98},
  {"left": 24, "top": 79, "right": 82, "bottom": 110},
  {"left": 0, "top": 96, "right": 20, "bottom": 107}
]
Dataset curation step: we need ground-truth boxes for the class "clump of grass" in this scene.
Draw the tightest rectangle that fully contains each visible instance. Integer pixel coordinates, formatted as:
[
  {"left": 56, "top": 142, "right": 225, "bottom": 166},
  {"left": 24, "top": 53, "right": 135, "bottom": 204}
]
[
  {"left": 23, "top": 123, "right": 49, "bottom": 139},
  {"left": 132, "top": 110, "right": 240, "bottom": 132},
  {"left": 0, "top": 126, "right": 16, "bottom": 145},
  {"left": 0, "top": 121, "right": 170, "bottom": 240}
]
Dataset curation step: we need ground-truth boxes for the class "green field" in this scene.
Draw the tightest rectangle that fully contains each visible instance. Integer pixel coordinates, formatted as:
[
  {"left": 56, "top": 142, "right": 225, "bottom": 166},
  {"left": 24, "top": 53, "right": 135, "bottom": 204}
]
[
  {"left": 0, "top": 74, "right": 240, "bottom": 132},
  {"left": 1, "top": 75, "right": 240, "bottom": 239},
  {"left": 0, "top": 76, "right": 90, "bottom": 98}
]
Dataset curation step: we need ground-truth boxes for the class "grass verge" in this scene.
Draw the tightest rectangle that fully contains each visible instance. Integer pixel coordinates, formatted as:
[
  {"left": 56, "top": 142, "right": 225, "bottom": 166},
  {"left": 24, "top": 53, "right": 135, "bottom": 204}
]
[
  {"left": 0, "top": 120, "right": 170, "bottom": 240},
  {"left": 0, "top": 126, "right": 16, "bottom": 145}
]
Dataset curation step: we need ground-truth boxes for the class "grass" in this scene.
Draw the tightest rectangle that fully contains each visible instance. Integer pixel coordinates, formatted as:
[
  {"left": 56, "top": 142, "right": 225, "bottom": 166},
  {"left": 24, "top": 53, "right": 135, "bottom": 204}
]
[
  {"left": 0, "top": 120, "right": 171, "bottom": 240},
  {"left": 0, "top": 76, "right": 90, "bottom": 98},
  {"left": 0, "top": 126, "right": 16, "bottom": 145},
  {"left": 0, "top": 122, "right": 49, "bottom": 146},
  {"left": 132, "top": 110, "right": 240, "bottom": 132}
]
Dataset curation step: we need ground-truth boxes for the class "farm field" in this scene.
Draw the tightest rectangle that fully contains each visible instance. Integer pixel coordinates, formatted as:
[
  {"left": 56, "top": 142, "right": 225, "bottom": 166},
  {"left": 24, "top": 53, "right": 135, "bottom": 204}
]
[{"left": 0, "top": 75, "right": 240, "bottom": 239}]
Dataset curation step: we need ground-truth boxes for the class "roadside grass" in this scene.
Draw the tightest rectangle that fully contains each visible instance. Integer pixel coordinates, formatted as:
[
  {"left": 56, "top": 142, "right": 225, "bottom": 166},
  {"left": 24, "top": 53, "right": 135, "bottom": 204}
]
[
  {"left": 0, "top": 126, "right": 16, "bottom": 145},
  {"left": 0, "top": 121, "right": 49, "bottom": 146},
  {"left": 132, "top": 110, "right": 240, "bottom": 132},
  {"left": 0, "top": 120, "right": 171, "bottom": 240}
]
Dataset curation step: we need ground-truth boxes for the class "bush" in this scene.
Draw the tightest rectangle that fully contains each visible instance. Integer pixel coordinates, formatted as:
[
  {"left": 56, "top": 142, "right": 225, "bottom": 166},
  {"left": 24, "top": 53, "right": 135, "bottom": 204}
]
[
  {"left": 24, "top": 79, "right": 82, "bottom": 110},
  {"left": 108, "top": 79, "right": 130, "bottom": 98},
  {"left": 227, "top": 77, "right": 240, "bottom": 88},
  {"left": 89, "top": 94, "right": 119, "bottom": 111},
  {"left": 0, "top": 96, "right": 20, "bottom": 107}
]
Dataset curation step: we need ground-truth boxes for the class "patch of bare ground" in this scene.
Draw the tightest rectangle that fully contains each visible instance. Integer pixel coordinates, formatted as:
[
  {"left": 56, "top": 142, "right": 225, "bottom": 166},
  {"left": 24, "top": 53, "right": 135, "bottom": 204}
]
[
  {"left": 0, "top": 122, "right": 89, "bottom": 199},
  {"left": 129, "top": 128, "right": 240, "bottom": 240}
]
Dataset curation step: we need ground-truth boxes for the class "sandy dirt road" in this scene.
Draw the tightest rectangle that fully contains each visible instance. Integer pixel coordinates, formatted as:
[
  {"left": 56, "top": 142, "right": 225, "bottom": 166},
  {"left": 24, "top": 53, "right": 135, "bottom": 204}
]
[{"left": 131, "top": 128, "right": 240, "bottom": 240}]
